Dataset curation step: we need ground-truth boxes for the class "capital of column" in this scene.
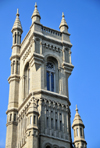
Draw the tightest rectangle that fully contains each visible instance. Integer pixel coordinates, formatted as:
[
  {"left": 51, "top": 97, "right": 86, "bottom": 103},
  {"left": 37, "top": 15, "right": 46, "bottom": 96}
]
[
  {"left": 53, "top": 101, "right": 56, "bottom": 108},
  {"left": 44, "top": 99, "right": 47, "bottom": 106},
  {"left": 39, "top": 98, "right": 43, "bottom": 105},
  {"left": 61, "top": 104, "right": 65, "bottom": 110},
  {"left": 48, "top": 100, "right": 51, "bottom": 107},
  {"left": 57, "top": 102, "right": 60, "bottom": 109}
]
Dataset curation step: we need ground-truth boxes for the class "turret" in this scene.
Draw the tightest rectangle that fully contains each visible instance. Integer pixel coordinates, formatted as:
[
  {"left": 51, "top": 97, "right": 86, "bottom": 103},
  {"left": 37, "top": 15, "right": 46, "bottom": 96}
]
[
  {"left": 72, "top": 105, "right": 87, "bottom": 148},
  {"left": 59, "top": 12, "right": 68, "bottom": 33},
  {"left": 5, "top": 9, "right": 23, "bottom": 148},
  {"left": 31, "top": 3, "right": 41, "bottom": 24},
  {"left": 11, "top": 9, "right": 23, "bottom": 56}
]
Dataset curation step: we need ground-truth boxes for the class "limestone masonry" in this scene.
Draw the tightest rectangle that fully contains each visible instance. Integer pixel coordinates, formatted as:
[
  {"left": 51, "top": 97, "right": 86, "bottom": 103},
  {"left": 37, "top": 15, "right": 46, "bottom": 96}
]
[{"left": 5, "top": 3, "right": 87, "bottom": 148}]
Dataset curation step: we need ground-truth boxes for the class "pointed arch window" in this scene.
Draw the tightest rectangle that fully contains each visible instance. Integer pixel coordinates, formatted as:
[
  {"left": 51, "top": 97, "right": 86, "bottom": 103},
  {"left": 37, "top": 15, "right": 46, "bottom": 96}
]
[
  {"left": 46, "top": 62, "right": 55, "bottom": 92},
  {"left": 24, "top": 63, "right": 30, "bottom": 98}
]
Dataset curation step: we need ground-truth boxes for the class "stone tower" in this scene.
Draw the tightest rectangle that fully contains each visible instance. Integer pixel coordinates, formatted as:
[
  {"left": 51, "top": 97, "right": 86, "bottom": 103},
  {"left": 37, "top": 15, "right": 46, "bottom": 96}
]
[
  {"left": 5, "top": 3, "right": 86, "bottom": 148},
  {"left": 72, "top": 106, "right": 87, "bottom": 148}
]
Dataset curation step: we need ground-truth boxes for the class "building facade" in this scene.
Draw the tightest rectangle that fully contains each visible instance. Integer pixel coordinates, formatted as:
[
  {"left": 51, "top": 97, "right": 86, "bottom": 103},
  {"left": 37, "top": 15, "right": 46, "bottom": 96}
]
[{"left": 5, "top": 3, "right": 87, "bottom": 148}]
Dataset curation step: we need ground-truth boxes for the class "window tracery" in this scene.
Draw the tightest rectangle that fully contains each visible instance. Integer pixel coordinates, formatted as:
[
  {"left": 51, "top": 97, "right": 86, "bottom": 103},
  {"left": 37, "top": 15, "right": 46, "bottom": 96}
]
[{"left": 46, "top": 62, "right": 55, "bottom": 92}]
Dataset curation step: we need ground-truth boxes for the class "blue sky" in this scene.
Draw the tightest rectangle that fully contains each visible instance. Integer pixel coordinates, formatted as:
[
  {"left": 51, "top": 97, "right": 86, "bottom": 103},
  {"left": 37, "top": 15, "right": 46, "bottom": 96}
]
[{"left": 0, "top": 0, "right": 100, "bottom": 148}]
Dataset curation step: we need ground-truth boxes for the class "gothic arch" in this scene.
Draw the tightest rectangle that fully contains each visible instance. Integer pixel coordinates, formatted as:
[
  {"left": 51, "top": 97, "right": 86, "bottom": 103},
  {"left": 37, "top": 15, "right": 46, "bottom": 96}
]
[
  {"left": 44, "top": 52, "right": 62, "bottom": 68},
  {"left": 53, "top": 144, "right": 59, "bottom": 148},
  {"left": 44, "top": 143, "right": 52, "bottom": 148}
]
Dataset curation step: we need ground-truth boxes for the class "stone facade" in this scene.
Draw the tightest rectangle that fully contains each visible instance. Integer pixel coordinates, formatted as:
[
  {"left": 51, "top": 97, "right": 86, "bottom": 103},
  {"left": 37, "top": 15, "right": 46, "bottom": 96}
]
[{"left": 5, "top": 3, "right": 87, "bottom": 148}]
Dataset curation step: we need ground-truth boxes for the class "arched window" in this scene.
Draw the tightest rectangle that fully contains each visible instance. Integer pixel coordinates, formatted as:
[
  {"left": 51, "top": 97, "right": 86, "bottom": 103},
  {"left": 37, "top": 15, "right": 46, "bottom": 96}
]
[
  {"left": 14, "top": 114, "right": 16, "bottom": 121},
  {"left": 46, "top": 62, "right": 55, "bottom": 92},
  {"left": 24, "top": 63, "right": 30, "bottom": 98},
  {"left": 12, "top": 61, "right": 15, "bottom": 74},
  {"left": 76, "top": 128, "right": 79, "bottom": 136},
  {"left": 10, "top": 114, "right": 12, "bottom": 121},
  {"left": 34, "top": 116, "right": 36, "bottom": 124},
  {"left": 16, "top": 61, "right": 19, "bottom": 74},
  {"left": 80, "top": 127, "right": 82, "bottom": 137},
  {"left": 15, "top": 32, "right": 16, "bottom": 44}
]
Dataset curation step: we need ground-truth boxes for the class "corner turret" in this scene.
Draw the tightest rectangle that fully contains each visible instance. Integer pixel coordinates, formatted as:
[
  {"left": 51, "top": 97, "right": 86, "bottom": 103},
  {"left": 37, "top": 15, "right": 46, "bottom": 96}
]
[
  {"left": 72, "top": 105, "right": 87, "bottom": 148},
  {"left": 11, "top": 9, "right": 23, "bottom": 47},
  {"left": 59, "top": 12, "right": 68, "bottom": 33},
  {"left": 31, "top": 3, "right": 41, "bottom": 24}
]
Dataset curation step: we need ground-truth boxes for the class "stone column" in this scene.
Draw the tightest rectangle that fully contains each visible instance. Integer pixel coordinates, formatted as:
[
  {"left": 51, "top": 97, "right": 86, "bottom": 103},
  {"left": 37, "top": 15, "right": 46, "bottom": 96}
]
[
  {"left": 66, "top": 105, "right": 69, "bottom": 134},
  {"left": 48, "top": 100, "right": 51, "bottom": 135},
  {"left": 57, "top": 103, "right": 60, "bottom": 132},
  {"left": 53, "top": 101, "right": 55, "bottom": 130},
  {"left": 62, "top": 104, "right": 65, "bottom": 139}
]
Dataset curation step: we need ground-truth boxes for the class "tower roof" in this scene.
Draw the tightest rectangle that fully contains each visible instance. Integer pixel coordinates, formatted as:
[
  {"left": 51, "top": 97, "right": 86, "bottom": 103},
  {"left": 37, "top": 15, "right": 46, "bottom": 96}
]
[
  {"left": 31, "top": 3, "right": 41, "bottom": 21},
  {"left": 11, "top": 9, "right": 23, "bottom": 33},
  {"left": 72, "top": 105, "right": 84, "bottom": 128},
  {"left": 59, "top": 12, "right": 68, "bottom": 29}
]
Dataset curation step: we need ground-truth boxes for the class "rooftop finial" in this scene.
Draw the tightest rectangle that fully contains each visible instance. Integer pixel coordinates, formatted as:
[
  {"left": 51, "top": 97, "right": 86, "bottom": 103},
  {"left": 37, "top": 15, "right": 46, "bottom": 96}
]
[
  {"left": 62, "top": 12, "right": 65, "bottom": 18},
  {"left": 16, "top": 8, "right": 19, "bottom": 16},
  {"left": 35, "top": 2, "right": 37, "bottom": 8},
  {"left": 75, "top": 105, "right": 78, "bottom": 112}
]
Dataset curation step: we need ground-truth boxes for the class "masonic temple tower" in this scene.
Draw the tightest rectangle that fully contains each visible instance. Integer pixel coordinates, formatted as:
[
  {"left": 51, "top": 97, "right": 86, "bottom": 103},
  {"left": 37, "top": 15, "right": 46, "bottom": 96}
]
[{"left": 5, "top": 3, "right": 87, "bottom": 148}]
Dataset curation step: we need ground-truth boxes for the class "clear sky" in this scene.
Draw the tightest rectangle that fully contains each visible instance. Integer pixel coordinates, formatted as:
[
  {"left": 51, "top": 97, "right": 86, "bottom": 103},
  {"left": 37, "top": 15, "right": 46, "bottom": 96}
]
[{"left": 0, "top": 0, "right": 100, "bottom": 148}]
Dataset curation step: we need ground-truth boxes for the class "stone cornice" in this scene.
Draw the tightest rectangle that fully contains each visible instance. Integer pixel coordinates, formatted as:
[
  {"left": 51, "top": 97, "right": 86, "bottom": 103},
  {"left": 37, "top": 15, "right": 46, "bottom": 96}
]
[
  {"left": 8, "top": 75, "right": 20, "bottom": 83},
  {"left": 40, "top": 134, "right": 71, "bottom": 143},
  {"left": 33, "top": 89, "right": 71, "bottom": 106},
  {"left": 29, "top": 52, "right": 44, "bottom": 66},
  {"left": 6, "top": 121, "right": 18, "bottom": 127},
  {"left": 33, "top": 31, "right": 72, "bottom": 47},
  {"left": 62, "top": 62, "right": 74, "bottom": 75},
  {"left": 6, "top": 108, "right": 18, "bottom": 114},
  {"left": 11, "top": 44, "right": 21, "bottom": 49},
  {"left": 72, "top": 122, "right": 85, "bottom": 128},
  {"left": 10, "top": 55, "right": 20, "bottom": 61},
  {"left": 73, "top": 139, "right": 87, "bottom": 144}
]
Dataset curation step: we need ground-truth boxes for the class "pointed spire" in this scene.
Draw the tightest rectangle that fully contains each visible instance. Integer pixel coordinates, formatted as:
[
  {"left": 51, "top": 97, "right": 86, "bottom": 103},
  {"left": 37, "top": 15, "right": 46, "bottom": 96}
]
[
  {"left": 11, "top": 9, "right": 23, "bottom": 33},
  {"left": 31, "top": 2, "right": 41, "bottom": 23},
  {"left": 59, "top": 12, "right": 68, "bottom": 33},
  {"left": 72, "top": 105, "right": 84, "bottom": 128}
]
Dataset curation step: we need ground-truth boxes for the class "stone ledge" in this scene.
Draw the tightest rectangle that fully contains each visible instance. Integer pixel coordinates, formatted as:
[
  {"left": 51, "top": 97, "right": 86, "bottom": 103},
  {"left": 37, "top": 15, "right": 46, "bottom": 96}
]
[
  {"left": 33, "top": 89, "right": 71, "bottom": 106},
  {"left": 40, "top": 133, "right": 71, "bottom": 143}
]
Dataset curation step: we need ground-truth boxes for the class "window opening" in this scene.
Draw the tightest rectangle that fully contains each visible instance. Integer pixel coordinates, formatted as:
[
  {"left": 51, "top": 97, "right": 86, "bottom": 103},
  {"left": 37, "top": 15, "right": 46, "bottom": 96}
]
[
  {"left": 51, "top": 118, "right": 53, "bottom": 129},
  {"left": 10, "top": 114, "right": 12, "bottom": 121},
  {"left": 15, "top": 33, "right": 16, "bottom": 44},
  {"left": 14, "top": 114, "right": 16, "bottom": 121},
  {"left": 55, "top": 119, "right": 57, "bottom": 130},
  {"left": 34, "top": 116, "right": 36, "bottom": 124},
  {"left": 46, "top": 62, "right": 55, "bottom": 92},
  {"left": 80, "top": 128, "right": 82, "bottom": 137},
  {"left": 60, "top": 121, "right": 62, "bottom": 131},
  {"left": 76, "top": 128, "right": 79, "bottom": 136},
  {"left": 47, "top": 117, "right": 49, "bottom": 128},
  {"left": 16, "top": 61, "right": 18, "bottom": 74}
]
